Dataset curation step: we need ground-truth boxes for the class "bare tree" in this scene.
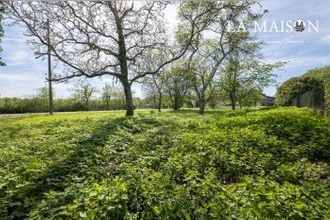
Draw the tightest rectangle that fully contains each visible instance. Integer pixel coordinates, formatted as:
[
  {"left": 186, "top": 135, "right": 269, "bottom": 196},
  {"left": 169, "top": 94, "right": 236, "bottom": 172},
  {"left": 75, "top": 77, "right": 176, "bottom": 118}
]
[
  {"left": 46, "top": 19, "right": 53, "bottom": 115},
  {"left": 139, "top": 0, "right": 262, "bottom": 113},
  {"left": 72, "top": 81, "right": 97, "bottom": 110},
  {"left": 141, "top": 50, "right": 171, "bottom": 112},
  {"left": 101, "top": 83, "right": 113, "bottom": 110},
  {"left": 179, "top": 0, "right": 264, "bottom": 114},
  {"left": 189, "top": 40, "right": 229, "bottom": 114},
  {"left": 143, "top": 72, "right": 167, "bottom": 112},
  {"left": 6, "top": 1, "right": 211, "bottom": 116},
  {"left": 165, "top": 63, "right": 194, "bottom": 110}
]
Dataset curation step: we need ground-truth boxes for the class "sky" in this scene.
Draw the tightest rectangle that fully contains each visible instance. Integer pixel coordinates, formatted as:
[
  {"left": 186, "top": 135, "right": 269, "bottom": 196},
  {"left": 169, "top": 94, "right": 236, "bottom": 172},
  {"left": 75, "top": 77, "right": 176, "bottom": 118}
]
[{"left": 1, "top": 0, "right": 330, "bottom": 98}]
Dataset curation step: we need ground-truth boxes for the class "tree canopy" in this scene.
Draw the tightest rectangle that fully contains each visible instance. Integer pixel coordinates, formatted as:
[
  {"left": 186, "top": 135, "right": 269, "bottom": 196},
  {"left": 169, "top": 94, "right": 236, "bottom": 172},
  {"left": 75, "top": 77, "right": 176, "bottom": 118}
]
[{"left": 276, "top": 66, "right": 330, "bottom": 109}]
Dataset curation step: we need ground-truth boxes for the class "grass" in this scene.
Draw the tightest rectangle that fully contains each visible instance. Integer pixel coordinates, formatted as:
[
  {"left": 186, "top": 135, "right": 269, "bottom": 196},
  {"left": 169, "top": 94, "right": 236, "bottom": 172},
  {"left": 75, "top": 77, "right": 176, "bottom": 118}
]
[{"left": 0, "top": 107, "right": 329, "bottom": 219}]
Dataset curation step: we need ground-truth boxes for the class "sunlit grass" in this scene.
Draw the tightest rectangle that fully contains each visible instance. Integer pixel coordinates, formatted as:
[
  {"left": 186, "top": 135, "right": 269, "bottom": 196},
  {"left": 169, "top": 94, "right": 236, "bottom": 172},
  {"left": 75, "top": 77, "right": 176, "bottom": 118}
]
[{"left": 0, "top": 107, "right": 329, "bottom": 219}]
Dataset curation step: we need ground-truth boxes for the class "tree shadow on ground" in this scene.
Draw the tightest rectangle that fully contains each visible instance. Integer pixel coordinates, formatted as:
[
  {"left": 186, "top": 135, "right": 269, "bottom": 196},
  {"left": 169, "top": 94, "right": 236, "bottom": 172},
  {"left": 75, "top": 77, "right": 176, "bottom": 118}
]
[
  {"left": 167, "top": 107, "right": 276, "bottom": 116},
  {"left": 167, "top": 108, "right": 228, "bottom": 115},
  {"left": 4, "top": 117, "right": 129, "bottom": 219}
]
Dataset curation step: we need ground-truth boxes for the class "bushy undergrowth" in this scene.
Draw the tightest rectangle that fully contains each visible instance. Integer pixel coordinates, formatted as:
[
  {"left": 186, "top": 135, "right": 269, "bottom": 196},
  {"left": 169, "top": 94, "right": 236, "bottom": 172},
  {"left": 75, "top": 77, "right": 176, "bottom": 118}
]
[{"left": 0, "top": 107, "right": 329, "bottom": 219}]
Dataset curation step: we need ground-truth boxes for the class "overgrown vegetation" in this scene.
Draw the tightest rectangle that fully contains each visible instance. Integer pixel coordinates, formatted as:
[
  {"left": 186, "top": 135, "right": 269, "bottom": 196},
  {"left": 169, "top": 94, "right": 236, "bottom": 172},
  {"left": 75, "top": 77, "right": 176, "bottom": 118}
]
[
  {"left": 0, "top": 84, "right": 127, "bottom": 114},
  {"left": 0, "top": 107, "right": 329, "bottom": 219},
  {"left": 276, "top": 66, "right": 330, "bottom": 110}
]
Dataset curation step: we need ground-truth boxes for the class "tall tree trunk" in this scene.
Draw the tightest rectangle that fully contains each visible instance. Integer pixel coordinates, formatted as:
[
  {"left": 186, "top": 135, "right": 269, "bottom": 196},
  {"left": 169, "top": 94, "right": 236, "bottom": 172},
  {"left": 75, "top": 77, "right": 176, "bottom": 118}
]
[
  {"left": 47, "top": 19, "right": 53, "bottom": 115},
  {"left": 86, "top": 101, "right": 90, "bottom": 110},
  {"left": 230, "top": 92, "right": 236, "bottom": 110},
  {"left": 199, "top": 101, "right": 206, "bottom": 114},
  {"left": 173, "top": 95, "right": 180, "bottom": 110},
  {"left": 158, "top": 93, "right": 162, "bottom": 112},
  {"left": 106, "top": 99, "right": 110, "bottom": 110},
  {"left": 239, "top": 101, "right": 243, "bottom": 109},
  {"left": 199, "top": 95, "right": 206, "bottom": 115},
  {"left": 112, "top": 4, "right": 134, "bottom": 116},
  {"left": 153, "top": 95, "right": 157, "bottom": 109},
  {"left": 122, "top": 80, "right": 134, "bottom": 116}
]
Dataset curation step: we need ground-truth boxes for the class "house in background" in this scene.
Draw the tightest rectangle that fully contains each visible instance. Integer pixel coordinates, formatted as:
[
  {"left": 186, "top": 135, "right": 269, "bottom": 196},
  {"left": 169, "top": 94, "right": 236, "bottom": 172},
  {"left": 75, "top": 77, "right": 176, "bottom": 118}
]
[{"left": 259, "top": 94, "right": 276, "bottom": 106}]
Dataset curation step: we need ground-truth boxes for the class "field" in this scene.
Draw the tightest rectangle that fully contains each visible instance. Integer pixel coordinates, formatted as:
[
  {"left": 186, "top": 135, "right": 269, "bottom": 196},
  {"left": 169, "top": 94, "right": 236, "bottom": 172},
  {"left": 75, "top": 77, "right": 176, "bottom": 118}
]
[{"left": 0, "top": 107, "right": 329, "bottom": 219}]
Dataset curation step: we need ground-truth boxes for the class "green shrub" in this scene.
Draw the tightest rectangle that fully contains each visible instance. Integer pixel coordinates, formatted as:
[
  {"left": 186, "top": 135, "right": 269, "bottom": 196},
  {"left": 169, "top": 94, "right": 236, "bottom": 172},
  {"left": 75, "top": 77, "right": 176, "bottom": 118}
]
[
  {"left": 0, "top": 108, "right": 329, "bottom": 219},
  {"left": 276, "top": 66, "right": 330, "bottom": 110}
]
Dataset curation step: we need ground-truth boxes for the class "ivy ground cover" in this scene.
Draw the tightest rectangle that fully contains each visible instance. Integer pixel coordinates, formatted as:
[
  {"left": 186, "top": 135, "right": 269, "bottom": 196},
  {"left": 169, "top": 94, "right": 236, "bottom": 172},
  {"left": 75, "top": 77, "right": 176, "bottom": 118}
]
[{"left": 0, "top": 108, "right": 329, "bottom": 219}]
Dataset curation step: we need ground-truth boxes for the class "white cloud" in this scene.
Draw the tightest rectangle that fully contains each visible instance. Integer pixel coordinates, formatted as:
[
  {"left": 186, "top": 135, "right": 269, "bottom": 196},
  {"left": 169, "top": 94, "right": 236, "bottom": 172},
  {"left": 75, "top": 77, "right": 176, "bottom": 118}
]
[
  {"left": 6, "top": 50, "right": 34, "bottom": 66},
  {"left": 0, "top": 72, "right": 31, "bottom": 81},
  {"left": 320, "top": 34, "right": 330, "bottom": 44},
  {"left": 285, "top": 55, "right": 330, "bottom": 68},
  {"left": 264, "top": 54, "right": 330, "bottom": 69}
]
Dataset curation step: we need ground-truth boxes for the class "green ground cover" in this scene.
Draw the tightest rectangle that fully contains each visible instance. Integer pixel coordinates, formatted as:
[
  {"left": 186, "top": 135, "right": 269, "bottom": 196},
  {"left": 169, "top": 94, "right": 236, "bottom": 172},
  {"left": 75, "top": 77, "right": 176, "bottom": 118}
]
[{"left": 0, "top": 107, "right": 329, "bottom": 219}]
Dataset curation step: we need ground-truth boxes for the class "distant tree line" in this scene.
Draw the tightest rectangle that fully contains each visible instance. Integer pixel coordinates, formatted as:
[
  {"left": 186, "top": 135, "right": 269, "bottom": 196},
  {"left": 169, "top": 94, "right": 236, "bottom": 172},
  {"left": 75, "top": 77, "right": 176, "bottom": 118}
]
[
  {"left": 0, "top": 79, "right": 274, "bottom": 114},
  {"left": 0, "top": 82, "right": 127, "bottom": 114}
]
